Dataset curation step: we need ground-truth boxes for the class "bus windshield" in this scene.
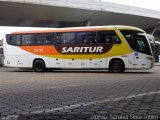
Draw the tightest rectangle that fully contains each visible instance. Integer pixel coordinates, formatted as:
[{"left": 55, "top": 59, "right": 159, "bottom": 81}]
[{"left": 120, "top": 30, "right": 152, "bottom": 55}]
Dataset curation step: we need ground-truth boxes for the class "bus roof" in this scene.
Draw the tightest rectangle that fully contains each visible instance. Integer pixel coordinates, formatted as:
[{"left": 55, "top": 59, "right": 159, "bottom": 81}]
[
  {"left": 115, "top": 25, "right": 145, "bottom": 32},
  {"left": 0, "top": 25, "right": 145, "bottom": 34}
]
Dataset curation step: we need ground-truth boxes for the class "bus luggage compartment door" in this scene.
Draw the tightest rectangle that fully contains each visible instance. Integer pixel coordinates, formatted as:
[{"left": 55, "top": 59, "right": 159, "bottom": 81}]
[
  {"left": 81, "top": 58, "right": 99, "bottom": 68},
  {"left": 17, "top": 55, "right": 28, "bottom": 67}
]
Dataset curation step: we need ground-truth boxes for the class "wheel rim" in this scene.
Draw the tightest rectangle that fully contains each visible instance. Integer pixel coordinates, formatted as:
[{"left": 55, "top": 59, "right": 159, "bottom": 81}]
[{"left": 35, "top": 63, "right": 43, "bottom": 71}]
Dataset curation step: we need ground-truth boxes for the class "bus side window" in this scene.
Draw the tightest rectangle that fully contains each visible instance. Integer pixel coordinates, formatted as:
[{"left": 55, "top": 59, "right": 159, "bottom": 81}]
[
  {"left": 97, "top": 31, "right": 121, "bottom": 44},
  {"left": 64, "top": 33, "right": 75, "bottom": 44},
  {"left": 46, "top": 33, "right": 54, "bottom": 45},
  {"left": 6, "top": 34, "right": 21, "bottom": 46},
  {"left": 56, "top": 33, "right": 65, "bottom": 44},
  {"left": 77, "top": 32, "right": 85, "bottom": 44},
  {"left": 87, "top": 33, "right": 96, "bottom": 44},
  {"left": 77, "top": 32, "right": 96, "bottom": 44},
  {"left": 37, "top": 33, "right": 54, "bottom": 45},
  {"left": 22, "top": 34, "right": 36, "bottom": 46}
]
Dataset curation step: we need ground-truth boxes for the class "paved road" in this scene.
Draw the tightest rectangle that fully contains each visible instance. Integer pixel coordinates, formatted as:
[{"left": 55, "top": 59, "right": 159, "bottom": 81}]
[{"left": 0, "top": 66, "right": 160, "bottom": 120}]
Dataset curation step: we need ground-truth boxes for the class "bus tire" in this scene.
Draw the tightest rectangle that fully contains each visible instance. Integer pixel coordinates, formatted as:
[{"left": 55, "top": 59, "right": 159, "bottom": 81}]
[
  {"left": 33, "top": 59, "right": 46, "bottom": 72},
  {"left": 109, "top": 59, "right": 124, "bottom": 73}
]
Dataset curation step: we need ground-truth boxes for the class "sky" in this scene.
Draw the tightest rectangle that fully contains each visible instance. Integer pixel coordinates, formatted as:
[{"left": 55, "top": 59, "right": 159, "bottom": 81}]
[{"left": 100, "top": 0, "right": 160, "bottom": 11}]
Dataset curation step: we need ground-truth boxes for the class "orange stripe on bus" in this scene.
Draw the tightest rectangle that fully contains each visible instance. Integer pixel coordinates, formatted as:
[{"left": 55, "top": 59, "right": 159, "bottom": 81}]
[
  {"left": 12, "top": 28, "right": 112, "bottom": 34},
  {"left": 20, "top": 46, "right": 60, "bottom": 55}
]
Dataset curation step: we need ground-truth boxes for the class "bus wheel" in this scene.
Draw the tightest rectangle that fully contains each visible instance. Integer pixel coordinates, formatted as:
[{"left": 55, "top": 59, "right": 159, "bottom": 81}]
[
  {"left": 33, "top": 60, "right": 46, "bottom": 72},
  {"left": 109, "top": 60, "right": 124, "bottom": 73}
]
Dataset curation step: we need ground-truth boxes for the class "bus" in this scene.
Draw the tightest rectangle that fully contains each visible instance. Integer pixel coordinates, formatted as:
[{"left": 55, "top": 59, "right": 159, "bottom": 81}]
[
  {"left": 3, "top": 26, "right": 154, "bottom": 72},
  {"left": 147, "top": 34, "right": 157, "bottom": 61},
  {"left": 147, "top": 34, "right": 155, "bottom": 45},
  {"left": 152, "top": 41, "right": 160, "bottom": 62},
  {"left": 0, "top": 45, "right": 3, "bottom": 66}
]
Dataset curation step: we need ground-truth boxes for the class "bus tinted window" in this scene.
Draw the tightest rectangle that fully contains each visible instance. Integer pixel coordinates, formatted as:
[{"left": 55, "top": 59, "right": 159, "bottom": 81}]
[
  {"left": 37, "top": 33, "right": 54, "bottom": 45},
  {"left": 120, "top": 30, "right": 145, "bottom": 50},
  {"left": 77, "top": 32, "right": 96, "bottom": 44},
  {"left": 22, "top": 34, "right": 36, "bottom": 45},
  {"left": 120, "top": 30, "right": 151, "bottom": 55},
  {"left": 97, "top": 31, "right": 121, "bottom": 44},
  {"left": 56, "top": 33, "right": 65, "bottom": 44},
  {"left": 56, "top": 33, "right": 76, "bottom": 44},
  {"left": 136, "top": 35, "right": 151, "bottom": 55},
  {"left": 120, "top": 30, "right": 136, "bottom": 49},
  {"left": 64, "top": 33, "right": 75, "bottom": 44},
  {"left": 6, "top": 35, "right": 21, "bottom": 46}
]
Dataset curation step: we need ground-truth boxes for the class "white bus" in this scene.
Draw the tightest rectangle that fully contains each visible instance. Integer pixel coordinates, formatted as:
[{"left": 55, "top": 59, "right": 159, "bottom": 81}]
[
  {"left": 147, "top": 34, "right": 155, "bottom": 44},
  {"left": 0, "top": 45, "right": 3, "bottom": 66},
  {"left": 3, "top": 26, "right": 154, "bottom": 72},
  {"left": 152, "top": 41, "right": 160, "bottom": 62}
]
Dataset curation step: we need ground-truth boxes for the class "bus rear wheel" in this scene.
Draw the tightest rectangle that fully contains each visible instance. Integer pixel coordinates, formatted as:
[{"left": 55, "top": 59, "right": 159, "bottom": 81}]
[
  {"left": 109, "top": 60, "right": 124, "bottom": 73},
  {"left": 33, "top": 60, "right": 46, "bottom": 72}
]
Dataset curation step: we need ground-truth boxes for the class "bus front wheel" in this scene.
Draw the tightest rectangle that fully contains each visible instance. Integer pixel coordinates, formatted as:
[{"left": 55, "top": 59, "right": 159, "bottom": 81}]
[
  {"left": 33, "top": 60, "right": 46, "bottom": 72},
  {"left": 109, "top": 59, "right": 124, "bottom": 73}
]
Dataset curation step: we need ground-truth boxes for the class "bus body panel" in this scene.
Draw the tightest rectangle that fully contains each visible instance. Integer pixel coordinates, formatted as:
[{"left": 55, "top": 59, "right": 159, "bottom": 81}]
[
  {"left": 99, "top": 58, "right": 107, "bottom": 68},
  {"left": 49, "top": 57, "right": 65, "bottom": 68},
  {"left": 64, "top": 59, "right": 81, "bottom": 68}
]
